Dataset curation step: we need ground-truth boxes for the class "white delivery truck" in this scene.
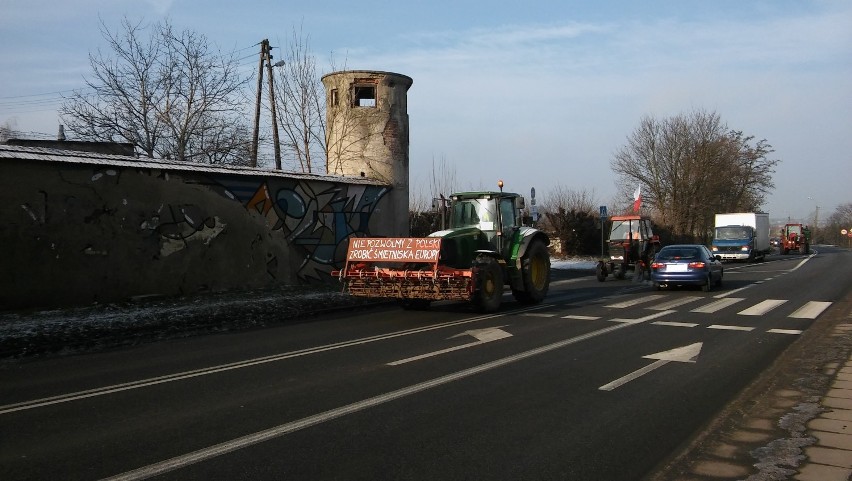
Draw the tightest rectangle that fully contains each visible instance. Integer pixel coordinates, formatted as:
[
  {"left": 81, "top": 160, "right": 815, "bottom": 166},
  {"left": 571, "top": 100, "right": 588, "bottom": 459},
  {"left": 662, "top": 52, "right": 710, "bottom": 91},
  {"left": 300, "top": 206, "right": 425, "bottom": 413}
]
[{"left": 711, "top": 212, "right": 771, "bottom": 261}]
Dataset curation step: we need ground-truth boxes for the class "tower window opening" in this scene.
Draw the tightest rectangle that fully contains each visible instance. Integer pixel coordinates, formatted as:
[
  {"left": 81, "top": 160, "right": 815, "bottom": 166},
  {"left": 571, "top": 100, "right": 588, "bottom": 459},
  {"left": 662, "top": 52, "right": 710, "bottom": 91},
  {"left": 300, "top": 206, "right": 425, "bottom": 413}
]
[
  {"left": 352, "top": 82, "right": 377, "bottom": 108},
  {"left": 331, "top": 89, "right": 339, "bottom": 107}
]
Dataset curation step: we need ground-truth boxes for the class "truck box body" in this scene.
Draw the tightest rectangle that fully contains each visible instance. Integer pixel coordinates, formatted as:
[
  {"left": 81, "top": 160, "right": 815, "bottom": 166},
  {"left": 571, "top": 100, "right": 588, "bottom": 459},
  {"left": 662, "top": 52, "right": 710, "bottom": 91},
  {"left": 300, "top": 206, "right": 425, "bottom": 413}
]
[{"left": 711, "top": 212, "right": 770, "bottom": 261}]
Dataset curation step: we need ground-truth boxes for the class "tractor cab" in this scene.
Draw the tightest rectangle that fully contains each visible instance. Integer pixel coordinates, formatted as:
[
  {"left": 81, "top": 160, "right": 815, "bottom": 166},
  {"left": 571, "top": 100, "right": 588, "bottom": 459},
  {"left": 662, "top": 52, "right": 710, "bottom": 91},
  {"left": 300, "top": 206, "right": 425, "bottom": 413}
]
[
  {"left": 597, "top": 215, "right": 660, "bottom": 281},
  {"left": 437, "top": 190, "right": 526, "bottom": 264}
]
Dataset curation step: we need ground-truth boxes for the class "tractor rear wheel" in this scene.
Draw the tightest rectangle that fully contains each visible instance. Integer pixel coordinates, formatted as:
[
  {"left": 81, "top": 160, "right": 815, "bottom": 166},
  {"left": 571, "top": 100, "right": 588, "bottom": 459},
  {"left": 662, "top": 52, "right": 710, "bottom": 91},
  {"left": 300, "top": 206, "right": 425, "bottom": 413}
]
[
  {"left": 473, "top": 256, "right": 503, "bottom": 313},
  {"left": 512, "top": 240, "right": 550, "bottom": 304}
]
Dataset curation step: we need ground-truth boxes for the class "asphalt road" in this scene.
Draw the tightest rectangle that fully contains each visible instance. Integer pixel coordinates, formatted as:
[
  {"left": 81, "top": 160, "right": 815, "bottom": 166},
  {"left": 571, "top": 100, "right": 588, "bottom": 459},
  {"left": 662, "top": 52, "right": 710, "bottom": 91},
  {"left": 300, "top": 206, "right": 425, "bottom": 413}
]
[{"left": 1, "top": 247, "right": 850, "bottom": 480}]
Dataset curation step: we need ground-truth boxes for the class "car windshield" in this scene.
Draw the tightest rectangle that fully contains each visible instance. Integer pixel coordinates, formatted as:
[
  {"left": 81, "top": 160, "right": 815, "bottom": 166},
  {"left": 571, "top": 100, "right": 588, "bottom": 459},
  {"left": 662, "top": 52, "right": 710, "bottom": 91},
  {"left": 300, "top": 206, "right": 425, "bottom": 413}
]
[{"left": 657, "top": 248, "right": 700, "bottom": 261}]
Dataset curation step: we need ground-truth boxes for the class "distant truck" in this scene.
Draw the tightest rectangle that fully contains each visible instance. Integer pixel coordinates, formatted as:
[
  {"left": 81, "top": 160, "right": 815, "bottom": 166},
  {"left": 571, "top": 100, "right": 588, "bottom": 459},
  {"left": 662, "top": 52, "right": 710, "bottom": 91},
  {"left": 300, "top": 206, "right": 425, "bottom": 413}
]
[{"left": 711, "top": 212, "right": 771, "bottom": 261}]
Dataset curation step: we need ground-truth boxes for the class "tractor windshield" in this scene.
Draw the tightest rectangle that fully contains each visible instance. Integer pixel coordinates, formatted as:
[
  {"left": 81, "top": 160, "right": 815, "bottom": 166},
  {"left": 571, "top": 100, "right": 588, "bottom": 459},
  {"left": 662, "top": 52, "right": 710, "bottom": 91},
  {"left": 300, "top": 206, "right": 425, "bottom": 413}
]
[
  {"left": 609, "top": 220, "right": 640, "bottom": 241},
  {"left": 450, "top": 198, "right": 498, "bottom": 231}
]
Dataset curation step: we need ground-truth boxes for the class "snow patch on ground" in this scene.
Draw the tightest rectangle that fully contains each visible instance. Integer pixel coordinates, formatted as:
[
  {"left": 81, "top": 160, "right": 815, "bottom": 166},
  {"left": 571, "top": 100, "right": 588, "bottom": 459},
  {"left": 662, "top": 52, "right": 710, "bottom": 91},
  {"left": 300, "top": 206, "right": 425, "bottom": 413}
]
[{"left": 0, "top": 258, "right": 596, "bottom": 358}]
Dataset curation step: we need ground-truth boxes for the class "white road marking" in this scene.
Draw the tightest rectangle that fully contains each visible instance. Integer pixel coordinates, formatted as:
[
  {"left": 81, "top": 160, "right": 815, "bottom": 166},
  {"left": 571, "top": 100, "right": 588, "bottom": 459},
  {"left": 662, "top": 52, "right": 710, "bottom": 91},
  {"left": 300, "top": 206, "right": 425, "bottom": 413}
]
[
  {"left": 561, "top": 315, "right": 600, "bottom": 320},
  {"left": 599, "top": 342, "right": 702, "bottom": 391},
  {"left": 608, "top": 311, "right": 674, "bottom": 324},
  {"left": 604, "top": 295, "right": 666, "bottom": 308},
  {"left": 738, "top": 299, "right": 787, "bottom": 316},
  {"left": 714, "top": 285, "right": 754, "bottom": 298},
  {"left": 767, "top": 329, "right": 803, "bottom": 335},
  {"left": 101, "top": 313, "right": 671, "bottom": 481},
  {"left": 652, "top": 321, "right": 699, "bottom": 328},
  {"left": 789, "top": 301, "right": 832, "bottom": 319},
  {"left": 691, "top": 298, "right": 745, "bottom": 313},
  {"left": 708, "top": 325, "right": 755, "bottom": 331},
  {"left": 520, "top": 313, "right": 556, "bottom": 318},
  {"left": 388, "top": 327, "right": 513, "bottom": 366},
  {"left": 648, "top": 296, "right": 703, "bottom": 310},
  {"left": 0, "top": 306, "right": 550, "bottom": 415}
]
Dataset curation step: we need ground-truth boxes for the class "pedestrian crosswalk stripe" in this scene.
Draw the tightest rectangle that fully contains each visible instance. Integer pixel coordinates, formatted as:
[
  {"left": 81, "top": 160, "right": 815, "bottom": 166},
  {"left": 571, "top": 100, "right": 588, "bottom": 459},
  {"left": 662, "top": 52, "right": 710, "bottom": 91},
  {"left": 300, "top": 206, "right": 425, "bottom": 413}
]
[
  {"left": 652, "top": 321, "right": 699, "bottom": 328},
  {"left": 561, "top": 315, "right": 600, "bottom": 320},
  {"left": 604, "top": 295, "right": 666, "bottom": 308},
  {"left": 648, "top": 296, "right": 703, "bottom": 311},
  {"left": 767, "top": 329, "right": 803, "bottom": 335},
  {"left": 521, "top": 313, "right": 556, "bottom": 318},
  {"left": 708, "top": 325, "right": 754, "bottom": 331},
  {"left": 738, "top": 299, "right": 787, "bottom": 316},
  {"left": 690, "top": 298, "right": 745, "bottom": 313},
  {"left": 789, "top": 301, "right": 833, "bottom": 319}
]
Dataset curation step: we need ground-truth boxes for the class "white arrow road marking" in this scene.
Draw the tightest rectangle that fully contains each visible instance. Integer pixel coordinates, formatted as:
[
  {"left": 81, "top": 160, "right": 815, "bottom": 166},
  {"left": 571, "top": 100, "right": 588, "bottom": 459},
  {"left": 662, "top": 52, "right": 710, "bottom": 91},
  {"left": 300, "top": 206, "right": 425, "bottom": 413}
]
[
  {"left": 387, "top": 327, "right": 513, "bottom": 366},
  {"left": 599, "top": 342, "right": 703, "bottom": 391},
  {"left": 104, "top": 315, "right": 670, "bottom": 481}
]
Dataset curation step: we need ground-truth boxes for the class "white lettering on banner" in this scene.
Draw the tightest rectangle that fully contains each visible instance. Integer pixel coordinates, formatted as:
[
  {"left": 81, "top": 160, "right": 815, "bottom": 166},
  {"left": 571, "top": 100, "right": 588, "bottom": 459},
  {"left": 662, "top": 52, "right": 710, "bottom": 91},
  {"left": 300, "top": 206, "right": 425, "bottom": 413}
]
[{"left": 346, "top": 238, "right": 442, "bottom": 262}]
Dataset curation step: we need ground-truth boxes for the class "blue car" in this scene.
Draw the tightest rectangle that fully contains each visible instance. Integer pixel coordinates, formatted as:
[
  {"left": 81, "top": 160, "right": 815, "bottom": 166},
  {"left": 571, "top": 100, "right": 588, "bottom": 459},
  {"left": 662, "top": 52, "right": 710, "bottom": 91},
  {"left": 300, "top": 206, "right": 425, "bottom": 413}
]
[{"left": 650, "top": 244, "right": 724, "bottom": 292}]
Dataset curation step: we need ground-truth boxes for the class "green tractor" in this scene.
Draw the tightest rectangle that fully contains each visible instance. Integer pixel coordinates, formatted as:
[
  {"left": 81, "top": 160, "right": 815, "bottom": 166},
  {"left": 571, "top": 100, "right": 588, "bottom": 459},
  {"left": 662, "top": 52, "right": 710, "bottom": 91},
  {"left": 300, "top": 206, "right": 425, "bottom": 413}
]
[{"left": 333, "top": 181, "right": 551, "bottom": 312}]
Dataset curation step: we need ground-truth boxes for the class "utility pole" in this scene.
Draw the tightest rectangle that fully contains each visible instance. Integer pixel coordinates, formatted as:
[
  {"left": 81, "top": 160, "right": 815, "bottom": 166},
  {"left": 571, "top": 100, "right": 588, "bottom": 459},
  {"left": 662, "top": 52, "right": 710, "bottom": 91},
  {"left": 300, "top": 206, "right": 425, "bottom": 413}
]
[
  {"left": 250, "top": 39, "right": 268, "bottom": 167},
  {"left": 250, "top": 39, "right": 283, "bottom": 169}
]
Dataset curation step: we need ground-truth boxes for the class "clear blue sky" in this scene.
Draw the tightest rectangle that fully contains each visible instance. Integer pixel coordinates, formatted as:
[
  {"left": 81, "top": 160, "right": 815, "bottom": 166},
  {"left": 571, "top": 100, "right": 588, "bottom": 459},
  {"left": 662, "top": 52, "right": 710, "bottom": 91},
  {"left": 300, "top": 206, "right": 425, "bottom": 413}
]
[{"left": 2, "top": 0, "right": 850, "bottom": 225}]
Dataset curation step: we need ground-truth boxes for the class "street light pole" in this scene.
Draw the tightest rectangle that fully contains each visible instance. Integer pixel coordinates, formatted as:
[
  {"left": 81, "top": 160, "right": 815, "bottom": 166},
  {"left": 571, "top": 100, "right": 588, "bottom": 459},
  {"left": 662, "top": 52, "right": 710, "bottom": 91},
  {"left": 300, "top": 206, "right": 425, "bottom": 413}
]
[
  {"left": 267, "top": 57, "right": 284, "bottom": 170},
  {"left": 808, "top": 196, "right": 820, "bottom": 244}
]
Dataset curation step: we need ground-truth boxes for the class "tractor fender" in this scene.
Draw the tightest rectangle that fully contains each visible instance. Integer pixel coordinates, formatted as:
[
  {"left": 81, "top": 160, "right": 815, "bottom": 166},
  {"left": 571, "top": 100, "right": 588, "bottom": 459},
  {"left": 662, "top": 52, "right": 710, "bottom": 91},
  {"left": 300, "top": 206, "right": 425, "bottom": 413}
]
[{"left": 513, "top": 229, "right": 550, "bottom": 270}]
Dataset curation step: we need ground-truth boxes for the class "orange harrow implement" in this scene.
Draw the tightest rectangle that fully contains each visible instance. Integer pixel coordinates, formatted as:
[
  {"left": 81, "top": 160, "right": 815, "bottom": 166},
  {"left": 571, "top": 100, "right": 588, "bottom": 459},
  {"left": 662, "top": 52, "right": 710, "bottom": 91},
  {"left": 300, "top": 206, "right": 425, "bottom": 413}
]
[{"left": 331, "top": 237, "right": 474, "bottom": 301}]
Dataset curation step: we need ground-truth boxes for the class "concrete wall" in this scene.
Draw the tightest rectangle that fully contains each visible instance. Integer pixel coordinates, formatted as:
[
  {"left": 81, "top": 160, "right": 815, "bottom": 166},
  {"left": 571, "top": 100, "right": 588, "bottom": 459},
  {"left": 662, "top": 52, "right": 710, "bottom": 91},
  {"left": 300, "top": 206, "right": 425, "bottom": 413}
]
[{"left": 0, "top": 147, "right": 393, "bottom": 310}]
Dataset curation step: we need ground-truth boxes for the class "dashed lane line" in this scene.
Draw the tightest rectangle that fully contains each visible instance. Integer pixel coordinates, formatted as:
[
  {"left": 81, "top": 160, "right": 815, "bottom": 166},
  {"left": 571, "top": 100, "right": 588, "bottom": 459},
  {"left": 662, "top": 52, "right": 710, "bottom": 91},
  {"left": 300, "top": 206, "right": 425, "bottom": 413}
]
[{"left": 99, "top": 311, "right": 676, "bottom": 481}]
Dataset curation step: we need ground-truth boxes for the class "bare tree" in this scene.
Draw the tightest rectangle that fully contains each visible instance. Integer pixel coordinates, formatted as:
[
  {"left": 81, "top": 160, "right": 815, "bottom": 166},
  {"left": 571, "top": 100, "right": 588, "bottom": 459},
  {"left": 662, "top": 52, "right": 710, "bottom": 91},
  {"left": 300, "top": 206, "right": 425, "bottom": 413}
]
[
  {"left": 824, "top": 203, "right": 852, "bottom": 246},
  {"left": 272, "top": 26, "right": 326, "bottom": 173},
  {"left": 611, "top": 109, "right": 779, "bottom": 239},
  {"left": 60, "top": 17, "right": 250, "bottom": 163},
  {"left": 538, "top": 184, "right": 599, "bottom": 255}
]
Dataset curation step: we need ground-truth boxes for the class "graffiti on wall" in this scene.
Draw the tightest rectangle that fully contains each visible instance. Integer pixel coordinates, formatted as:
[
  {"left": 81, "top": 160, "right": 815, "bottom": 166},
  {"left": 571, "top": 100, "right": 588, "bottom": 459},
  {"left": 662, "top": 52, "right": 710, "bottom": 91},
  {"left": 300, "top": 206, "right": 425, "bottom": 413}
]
[
  {"left": 140, "top": 203, "right": 226, "bottom": 257},
  {"left": 213, "top": 176, "right": 389, "bottom": 281}
]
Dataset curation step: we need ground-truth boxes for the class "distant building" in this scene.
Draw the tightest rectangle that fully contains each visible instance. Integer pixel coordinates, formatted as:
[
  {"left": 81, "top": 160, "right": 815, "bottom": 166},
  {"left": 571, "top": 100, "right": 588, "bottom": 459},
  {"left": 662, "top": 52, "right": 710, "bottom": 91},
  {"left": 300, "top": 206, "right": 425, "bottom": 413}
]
[{"left": 2, "top": 124, "right": 135, "bottom": 156}]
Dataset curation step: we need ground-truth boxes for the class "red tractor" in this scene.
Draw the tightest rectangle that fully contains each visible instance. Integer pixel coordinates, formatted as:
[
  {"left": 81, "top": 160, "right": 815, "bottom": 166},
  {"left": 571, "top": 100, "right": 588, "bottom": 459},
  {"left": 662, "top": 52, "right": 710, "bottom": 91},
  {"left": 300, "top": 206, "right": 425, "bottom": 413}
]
[
  {"left": 597, "top": 215, "right": 660, "bottom": 281},
  {"left": 780, "top": 223, "right": 811, "bottom": 255}
]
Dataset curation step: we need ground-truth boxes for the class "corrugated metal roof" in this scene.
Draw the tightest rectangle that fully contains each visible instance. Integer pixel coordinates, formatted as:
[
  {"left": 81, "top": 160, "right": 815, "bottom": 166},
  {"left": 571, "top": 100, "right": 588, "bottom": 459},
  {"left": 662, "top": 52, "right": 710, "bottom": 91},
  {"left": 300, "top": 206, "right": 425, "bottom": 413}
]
[{"left": 0, "top": 144, "right": 385, "bottom": 185}]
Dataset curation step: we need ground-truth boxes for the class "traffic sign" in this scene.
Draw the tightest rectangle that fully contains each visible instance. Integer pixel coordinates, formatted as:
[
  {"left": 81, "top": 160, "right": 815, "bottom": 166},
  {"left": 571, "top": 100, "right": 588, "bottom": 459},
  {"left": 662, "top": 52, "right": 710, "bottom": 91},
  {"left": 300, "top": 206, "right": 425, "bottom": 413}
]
[{"left": 600, "top": 205, "right": 608, "bottom": 219}]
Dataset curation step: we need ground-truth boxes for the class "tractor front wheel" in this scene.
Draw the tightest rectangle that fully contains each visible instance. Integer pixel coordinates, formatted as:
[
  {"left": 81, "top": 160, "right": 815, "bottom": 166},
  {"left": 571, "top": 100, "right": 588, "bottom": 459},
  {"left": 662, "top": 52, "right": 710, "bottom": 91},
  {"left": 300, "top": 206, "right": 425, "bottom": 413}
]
[
  {"left": 596, "top": 262, "right": 608, "bottom": 282},
  {"left": 473, "top": 256, "right": 503, "bottom": 313},
  {"left": 513, "top": 240, "right": 550, "bottom": 304}
]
